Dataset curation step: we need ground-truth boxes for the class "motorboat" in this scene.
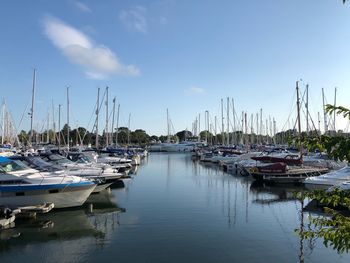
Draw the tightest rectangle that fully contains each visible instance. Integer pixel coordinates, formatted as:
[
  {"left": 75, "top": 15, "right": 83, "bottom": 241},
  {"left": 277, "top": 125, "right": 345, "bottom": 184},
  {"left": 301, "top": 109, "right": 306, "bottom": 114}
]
[
  {"left": 0, "top": 156, "right": 96, "bottom": 208},
  {"left": 149, "top": 141, "right": 201, "bottom": 152},
  {"left": 95, "top": 152, "right": 132, "bottom": 165},
  {"left": 66, "top": 152, "right": 124, "bottom": 177},
  {"left": 81, "top": 150, "right": 132, "bottom": 172},
  {"left": 39, "top": 154, "right": 122, "bottom": 183},
  {"left": 251, "top": 153, "right": 303, "bottom": 166},
  {"left": 248, "top": 162, "right": 329, "bottom": 184},
  {"left": 200, "top": 152, "right": 215, "bottom": 162},
  {"left": 11, "top": 155, "right": 119, "bottom": 193},
  {"left": 304, "top": 166, "right": 350, "bottom": 190},
  {"left": 220, "top": 152, "right": 262, "bottom": 170}
]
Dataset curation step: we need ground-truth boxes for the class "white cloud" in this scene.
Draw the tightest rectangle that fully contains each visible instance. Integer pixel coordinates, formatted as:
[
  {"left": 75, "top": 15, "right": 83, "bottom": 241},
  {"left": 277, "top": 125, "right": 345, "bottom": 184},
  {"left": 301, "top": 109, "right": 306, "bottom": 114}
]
[
  {"left": 185, "top": 86, "right": 205, "bottom": 95},
  {"left": 74, "top": 1, "right": 92, "bottom": 13},
  {"left": 43, "top": 16, "right": 140, "bottom": 79},
  {"left": 119, "top": 6, "right": 148, "bottom": 34}
]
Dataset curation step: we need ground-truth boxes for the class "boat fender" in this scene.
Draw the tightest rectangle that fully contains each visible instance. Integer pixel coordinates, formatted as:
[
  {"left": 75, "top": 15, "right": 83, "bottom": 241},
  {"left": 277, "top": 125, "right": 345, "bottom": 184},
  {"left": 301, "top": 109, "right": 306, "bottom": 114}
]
[{"left": 249, "top": 167, "right": 259, "bottom": 173}]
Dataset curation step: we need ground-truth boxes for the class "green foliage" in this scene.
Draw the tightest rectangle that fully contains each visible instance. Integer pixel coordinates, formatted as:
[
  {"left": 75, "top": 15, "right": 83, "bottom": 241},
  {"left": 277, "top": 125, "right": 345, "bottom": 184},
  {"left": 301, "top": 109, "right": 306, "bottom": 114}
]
[
  {"left": 299, "top": 188, "right": 350, "bottom": 209},
  {"left": 296, "top": 103, "right": 350, "bottom": 252},
  {"left": 298, "top": 210, "right": 350, "bottom": 253},
  {"left": 150, "top": 135, "right": 159, "bottom": 141},
  {"left": 199, "top": 130, "right": 213, "bottom": 139},
  {"left": 275, "top": 129, "right": 297, "bottom": 145},
  {"left": 325, "top": 104, "right": 350, "bottom": 120},
  {"left": 130, "top": 129, "right": 150, "bottom": 144},
  {"left": 175, "top": 130, "right": 193, "bottom": 141},
  {"left": 18, "top": 130, "right": 29, "bottom": 144},
  {"left": 296, "top": 189, "right": 350, "bottom": 253},
  {"left": 301, "top": 104, "right": 350, "bottom": 162},
  {"left": 303, "top": 133, "right": 350, "bottom": 163}
]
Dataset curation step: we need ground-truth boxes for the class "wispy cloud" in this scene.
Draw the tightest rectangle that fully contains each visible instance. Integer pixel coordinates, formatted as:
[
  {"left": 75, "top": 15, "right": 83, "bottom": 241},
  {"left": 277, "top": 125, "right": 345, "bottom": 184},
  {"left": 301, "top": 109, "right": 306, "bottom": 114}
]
[
  {"left": 42, "top": 15, "right": 140, "bottom": 79},
  {"left": 185, "top": 86, "right": 205, "bottom": 95},
  {"left": 74, "top": 1, "right": 92, "bottom": 13},
  {"left": 119, "top": 6, "right": 148, "bottom": 34}
]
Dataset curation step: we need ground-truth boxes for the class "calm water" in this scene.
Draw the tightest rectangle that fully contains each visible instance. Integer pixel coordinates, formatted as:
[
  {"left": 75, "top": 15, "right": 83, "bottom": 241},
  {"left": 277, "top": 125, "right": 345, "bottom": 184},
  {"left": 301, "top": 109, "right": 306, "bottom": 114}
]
[{"left": 1, "top": 153, "right": 349, "bottom": 263}]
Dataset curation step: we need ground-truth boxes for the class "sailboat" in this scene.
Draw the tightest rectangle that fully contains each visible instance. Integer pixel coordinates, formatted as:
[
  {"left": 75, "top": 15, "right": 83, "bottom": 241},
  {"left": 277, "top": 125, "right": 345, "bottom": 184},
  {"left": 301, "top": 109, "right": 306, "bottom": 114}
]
[
  {"left": 149, "top": 109, "right": 200, "bottom": 152},
  {"left": 248, "top": 82, "right": 329, "bottom": 184}
]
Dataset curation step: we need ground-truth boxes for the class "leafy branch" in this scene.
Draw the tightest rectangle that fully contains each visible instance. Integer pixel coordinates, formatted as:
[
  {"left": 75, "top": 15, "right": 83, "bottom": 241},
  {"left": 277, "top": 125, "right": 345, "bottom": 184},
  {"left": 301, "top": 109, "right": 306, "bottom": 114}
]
[
  {"left": 295, "top": 189, "right": 350, "bottom": 253},
  {"left": 325, "top": 104, "right": 350, "bottom": 120}
]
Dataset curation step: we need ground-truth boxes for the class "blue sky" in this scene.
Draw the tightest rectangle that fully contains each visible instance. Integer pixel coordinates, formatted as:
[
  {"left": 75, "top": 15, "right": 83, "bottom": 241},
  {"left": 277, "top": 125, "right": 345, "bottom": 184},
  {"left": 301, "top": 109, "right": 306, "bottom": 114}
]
[{"left": 1, "top": 0, "right": 350, "bottom": 136}]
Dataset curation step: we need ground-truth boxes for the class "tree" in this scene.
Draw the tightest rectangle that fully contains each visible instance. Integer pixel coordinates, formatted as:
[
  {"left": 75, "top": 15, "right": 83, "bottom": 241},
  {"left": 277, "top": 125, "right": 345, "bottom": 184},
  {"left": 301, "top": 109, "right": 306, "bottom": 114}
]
[
  {"left": 199, "top": 130, "right": 213, "bottom": 139},
  {"left": 61, "top": 124, "right": 71, "bottom": 138},
  {"left": 18, "top": 130, "right": 28, "bottom": 145},
  {"left": 131, "top": 129, "right": 150, "bottom": 145},
  {"left": 175, "top": 130, "right": 193, "bottom": 141},
  {"left": 158, "top": 135, "right": 167, "bottom": 142},
  {"left": 303, "top": 105, "right": 350, "bottom": 162},
  {"left": 297, "top": 104, "right": 350, "bottom": 253},
  {"left": 117, "top": 127, "right": 129, "bottom": 144},
  {"left": 70, "top": 127, "right": 87, "bottom": 145},
  {"left": 296, "top": 189, "right": 350, "bottom": 253},
  {"left": 150, "top": 135, "right": 159, "bottom": 142}
]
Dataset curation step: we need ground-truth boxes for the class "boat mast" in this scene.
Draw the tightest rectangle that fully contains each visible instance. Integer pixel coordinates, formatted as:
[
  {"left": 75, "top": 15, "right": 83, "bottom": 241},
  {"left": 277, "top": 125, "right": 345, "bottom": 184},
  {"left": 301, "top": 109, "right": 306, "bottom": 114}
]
[
  {"left": 260, "top": 108, "right": 263, "bottom": 144},
  {"left": 206, "top": 110, "right": 210, "bottom": 145},
  {"left": 128, "top": 113, "right": 131, "bottom": 146},
  {"left": 1, "top": 101, "right": 5, "bottom": 145},
  {"left": 244, "top": 112, "right": 247, "bottom": 150},
  {"left": 29, "top": 68, "right": 36, "bottom": 146},
  {"left": 226, "top": 97, "right": 230, "bottom": 146},
  {"left": 250, "top": 113, "right": 254, "bottom": 145},
  {"left": 195, "top": 117, "right": 197, "bottom": 138},
  {"left": 167, "top": 108, "right": 170, "bottom": 143},
  {"left": 105, "top": 86, "right": 109, "bottom": 147},
  {"left": 58, "top": 104, "right": 61, "bottom": 151},
  {"left": 96, "top": 87, "right": 100, "bottom": 149},
  {"left": 198, "top": 113, "right": 201, "bottom": 142},
  {"left": 241, "top": 111, "right": 244, "bottom": 145},
  {"left": 273, "top": 118, "right": 276, "bottom": 145},
  {"left": 232, "top": 98, "right": 235, "bottom": 145},
  {"left": 306, "top": 84, "right": 309, "bottom": 135},
  {"left": 333, "top": 87, "right": 337, "bottom": 131},
  {"left": 296, "top": 81, "right": 302, "bottom": 157},
  {"left": 52, "top": 100, "right": 56, "bottom": 145},
  {"left": 46, "top": 111, "right": 49, "bottom": 143},
  {"left": 322, "top": 88, "right": 328, "bottom": 133},
  {"left": 214, "top": 115, "right": 217, "bottom": 144},
  {"left": 269, "top": 116, "right": 272, "bottom": 143},
  {"left": 115, "top": 103, "right": 120, "bottom": 145},
  {"left": 66, "top": 86, "right": 70, "bottom": 151},
  {"left": 256, "top": 113, "right": 259, "bottom": 145},
  {"left": 111, "top": 97, "right": 116, "bottom": 145},
  {"left": 221, "top": 98, "right": 224, "bottom": 145},
  {"left": 266, "top": 119, "right": 268, "bottom": 144}
]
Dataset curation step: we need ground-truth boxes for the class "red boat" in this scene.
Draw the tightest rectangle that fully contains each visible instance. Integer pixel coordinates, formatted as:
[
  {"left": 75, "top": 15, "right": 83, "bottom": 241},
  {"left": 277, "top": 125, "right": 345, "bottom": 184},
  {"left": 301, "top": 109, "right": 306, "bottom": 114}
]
[
  {"left": 249, "top": 162, "right": 328, "bottom": 183},
  {"left": 251, "top": 154, "right": 303, "bottom": 165}
]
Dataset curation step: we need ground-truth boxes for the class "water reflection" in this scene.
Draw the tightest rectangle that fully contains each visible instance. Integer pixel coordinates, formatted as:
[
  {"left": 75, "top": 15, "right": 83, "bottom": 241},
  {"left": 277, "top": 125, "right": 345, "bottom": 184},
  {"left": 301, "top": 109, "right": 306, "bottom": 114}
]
[
  {"left": 0, "top": 190, "right": 124, "bottom": 254},
  {"left": 190, "top": 157, "right": 252, "bottom": 226},
  {"left": 249, "top": 181, "right": 318, "bottom": 263},
  {"left": 250, "top": 181, "right": 306, "bottom": 204},
  {"left": 1, "top": 153, "right": 348, "bottom": 263},
  {"left": 129, "top": 165, "right": 139, "bottom": 175},
  {"left": 192, "top": 158, "right": 315, "bottom": 263}
]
